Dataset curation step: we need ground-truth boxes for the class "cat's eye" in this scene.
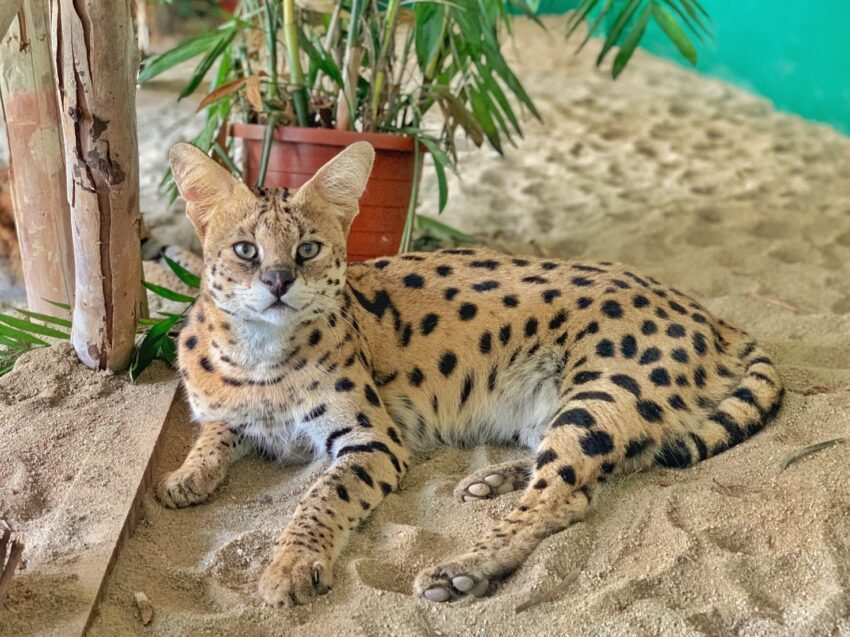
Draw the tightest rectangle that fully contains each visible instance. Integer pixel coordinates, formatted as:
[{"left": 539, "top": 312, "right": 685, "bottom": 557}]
[
  {"left": 233, "top": 241, "right": 258, "bottom": 260},
  {"left": 297, "top": 241, "right": 321, "bottom": 260}
]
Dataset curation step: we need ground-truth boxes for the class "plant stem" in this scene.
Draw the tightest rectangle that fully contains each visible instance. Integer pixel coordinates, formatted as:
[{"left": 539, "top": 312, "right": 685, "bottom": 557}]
[
  {"left": 282, "top": 0, "right": 309, "bottom": 126},
  {"left": 262, "top": 0, "right": 281, "bottom": 102},
  {"left": 400, "top": 141, "right": 421, "bottom": 252},
  {"left": 369, "top": 0, "right": 400, "bottom": 130},
  {"left": 336, "top": 0, "right": 364, "bottom": 130}
]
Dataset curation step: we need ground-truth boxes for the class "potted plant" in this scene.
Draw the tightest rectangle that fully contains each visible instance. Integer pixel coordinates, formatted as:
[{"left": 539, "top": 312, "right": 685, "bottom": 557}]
[{"left": 138, "top": 0, "right": 707, "bottom": 261}]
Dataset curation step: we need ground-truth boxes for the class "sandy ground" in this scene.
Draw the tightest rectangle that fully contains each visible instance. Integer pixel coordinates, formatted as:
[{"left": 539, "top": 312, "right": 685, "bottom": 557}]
[{"left": 3, "top": 15, "right": 850, "bottom": 636}]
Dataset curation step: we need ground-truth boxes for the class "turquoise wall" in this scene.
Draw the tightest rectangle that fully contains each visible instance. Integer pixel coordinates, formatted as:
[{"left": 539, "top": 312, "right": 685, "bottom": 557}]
[{"left": 535, "top": 1, "right": 850, "bottom": 135}]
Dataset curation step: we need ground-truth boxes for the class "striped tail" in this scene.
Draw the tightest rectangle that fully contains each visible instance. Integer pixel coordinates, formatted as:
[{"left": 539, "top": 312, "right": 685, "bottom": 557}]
[{"left": 656, "top": 338, "right": 784, "bottom": 468}]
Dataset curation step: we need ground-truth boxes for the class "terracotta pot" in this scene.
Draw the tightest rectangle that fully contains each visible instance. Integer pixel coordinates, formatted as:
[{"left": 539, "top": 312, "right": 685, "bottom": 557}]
[{"left": 230, "top": 124, "right": 419, "bottom": 262}]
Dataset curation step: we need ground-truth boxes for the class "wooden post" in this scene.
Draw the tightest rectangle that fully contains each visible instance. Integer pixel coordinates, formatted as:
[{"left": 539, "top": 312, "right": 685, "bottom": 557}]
[
  {"left": 51, "top": 0, "right": 142, "bottom": 371},
  {"left": 0, "top": 0, "right": 75, "bottom": 316}
]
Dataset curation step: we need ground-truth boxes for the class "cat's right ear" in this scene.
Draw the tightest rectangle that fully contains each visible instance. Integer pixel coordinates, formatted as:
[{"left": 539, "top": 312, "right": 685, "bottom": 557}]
[{"left": 168, "top": 143, "right": 249, "bottom": 240}]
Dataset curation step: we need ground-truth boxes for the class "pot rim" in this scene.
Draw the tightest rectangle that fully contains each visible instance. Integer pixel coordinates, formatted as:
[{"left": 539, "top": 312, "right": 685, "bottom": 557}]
[{"left": 230, "top": 123, "right": 417, "bottom": 152}]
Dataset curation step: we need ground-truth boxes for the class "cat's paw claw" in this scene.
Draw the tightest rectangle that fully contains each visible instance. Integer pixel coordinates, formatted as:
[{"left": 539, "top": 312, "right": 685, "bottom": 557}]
[
  {"left": 156, "top": 469, "right": 211, "bottom": 508},
  {"left": 259, "top": 549, "right": 332, "bottom": 607}
]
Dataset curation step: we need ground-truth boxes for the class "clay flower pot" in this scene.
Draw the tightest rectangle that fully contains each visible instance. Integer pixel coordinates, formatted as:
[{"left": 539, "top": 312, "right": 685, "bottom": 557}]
[{"left": 230, "top": 124, "right": 419, "bottom": 262}]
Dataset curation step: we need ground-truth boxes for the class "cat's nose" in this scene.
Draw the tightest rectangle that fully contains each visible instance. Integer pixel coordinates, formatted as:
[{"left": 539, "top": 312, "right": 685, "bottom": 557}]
[{"left": 261, "top": 268, "right": 295, "bottom": 298}]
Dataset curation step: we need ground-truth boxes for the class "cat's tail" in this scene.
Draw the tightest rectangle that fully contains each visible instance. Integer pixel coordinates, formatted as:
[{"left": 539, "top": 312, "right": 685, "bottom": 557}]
[{"left": 656, "top": 334, "right": 784, "bottom": 467}]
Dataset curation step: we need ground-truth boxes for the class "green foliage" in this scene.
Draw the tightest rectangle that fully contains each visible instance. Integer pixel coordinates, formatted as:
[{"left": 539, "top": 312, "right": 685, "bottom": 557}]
[
  {"left": 141, "top": 1, "right": 709, "bottom": 239},
  {"left": 0, "top": 307, "right": 72, "bottom": 376},
  {"left": 567, "top": 0, "right": 709, "bottom": 78},
  {"left": 130, "top": 257, "right": 200, "bottom": 383}
]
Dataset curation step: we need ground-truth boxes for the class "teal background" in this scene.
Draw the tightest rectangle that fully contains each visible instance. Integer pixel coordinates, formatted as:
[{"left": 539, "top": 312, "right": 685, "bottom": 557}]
[{"left": 534, "top": 1, "right": 850, "bottom": 135}]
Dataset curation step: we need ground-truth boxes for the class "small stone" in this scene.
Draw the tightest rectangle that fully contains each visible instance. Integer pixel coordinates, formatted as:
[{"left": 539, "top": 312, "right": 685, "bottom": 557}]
[{"left": 134, "top": 591, "right": 154, "bottom": 625}]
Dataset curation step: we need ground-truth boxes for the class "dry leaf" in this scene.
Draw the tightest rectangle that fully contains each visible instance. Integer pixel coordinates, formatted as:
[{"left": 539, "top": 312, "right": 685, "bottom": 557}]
[
  {"left": 743, "top": 293, "right": 811, "bottom": 315},
  {"left": 779, "top": 438, "right": 847, "bottom": 471},
  {"left": 245, "top": 75, "right": 264, "bottom": 113},
  {"left": 197, "top": 78, "right": 248, "bottom": 112}
]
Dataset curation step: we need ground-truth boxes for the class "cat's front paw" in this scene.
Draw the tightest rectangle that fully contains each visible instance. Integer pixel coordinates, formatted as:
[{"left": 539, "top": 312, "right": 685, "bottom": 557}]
[
  {"left": 259, "top": 547, "right": 332, "bottom": 607},
  {"left": 155, "top": 467, "right": 216, "bottom": 508}
]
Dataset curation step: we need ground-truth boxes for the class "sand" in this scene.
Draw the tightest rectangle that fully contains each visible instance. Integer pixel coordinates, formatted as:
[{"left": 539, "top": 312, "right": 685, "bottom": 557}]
[
  {"left": 3, "top": 15, "right": 850, "bottom": 636},
  {"left": 0, "top": 345, "right": 179, "bottom": 635}
]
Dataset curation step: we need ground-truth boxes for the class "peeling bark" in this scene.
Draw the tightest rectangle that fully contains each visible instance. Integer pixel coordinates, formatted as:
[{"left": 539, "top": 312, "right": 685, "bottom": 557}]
[
  {"left": 0, "top": 0, "right": 75, "bottom": 317},
  {"left": 51, "top": 0, "right": 141, "bottom": 371}
]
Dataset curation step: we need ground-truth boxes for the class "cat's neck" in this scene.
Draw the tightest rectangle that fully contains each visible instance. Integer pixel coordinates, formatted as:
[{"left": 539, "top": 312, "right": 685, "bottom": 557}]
[{"left": 195, "top": 294, "right": 330, "bottom": 369}]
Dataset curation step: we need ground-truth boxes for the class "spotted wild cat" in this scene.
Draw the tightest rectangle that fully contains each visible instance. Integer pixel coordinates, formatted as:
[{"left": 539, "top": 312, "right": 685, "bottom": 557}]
[{"left": 157, "top": 141, "right": 783, "bottom": 606}]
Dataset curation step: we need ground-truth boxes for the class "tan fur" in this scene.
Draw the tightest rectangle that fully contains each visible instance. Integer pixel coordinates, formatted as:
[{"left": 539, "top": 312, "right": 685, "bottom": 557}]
[{"left": 158, "top": 143, "right": 784, "bottom": 606}]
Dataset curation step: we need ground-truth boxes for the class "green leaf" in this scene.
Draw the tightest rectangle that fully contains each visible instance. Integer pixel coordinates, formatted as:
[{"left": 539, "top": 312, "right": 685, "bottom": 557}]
[
  {"left": 419, "top": 138, "right": 449, "bottom": 212},
  {"left": 414, "top": 4, "right": 446, "bottom": 72},
  {"left": 416, "top": 215, "right": 477, "bottom": 243},
  {"left": 179, "top": 29, "right": 236, "bottom": 100},
  {"left": 13, "top": 308, "right": 72, "bottom": 328},
  {"left": 162, "top": 254, "right": 201, "bottom": 289},
  {"left": 159, "top": 336, "right": 178, "bottom": 367},
  {"left": 137, "top": 30, "right": 224, "bottom": 84},
  {"left": 44, "top": 299, "right": 71, "bottom": 311},
  {"left": 596, "top": 0, "right": 642, "bottom": 66},
  {"left": 469, "top": 88, "right": 502, "bottom": 154},
  {"left": 612, "top": 3, "right": 652, "bottom": 78},
  {"left": 652, "top": 2, "right": 698, "bottom": 65},
  {"left": 0, "top": 313, "right": 70, "bottom": 340},
  {"left": 130, "top": 317, "right": 179, "bottom": 383},
  {"left": 143, "top": 281, "right": 197, "bottom": 304},
  {"left": 0, "top": 322, "right": 48, "bottom": 346}
]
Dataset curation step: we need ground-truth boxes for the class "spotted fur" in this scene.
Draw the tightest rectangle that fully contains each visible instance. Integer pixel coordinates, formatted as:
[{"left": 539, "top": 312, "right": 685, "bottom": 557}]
[{"left": 157, "top": 142, "right": 784, "bottom": 606}]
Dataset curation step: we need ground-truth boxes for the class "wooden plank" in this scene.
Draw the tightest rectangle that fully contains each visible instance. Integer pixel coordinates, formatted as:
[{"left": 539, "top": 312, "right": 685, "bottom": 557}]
[
  {"left": 0, "top": 0, "right": 24, "bottom": 39},
  {"left": 0, "top": 0, "right": 75, "bottom": 316}
]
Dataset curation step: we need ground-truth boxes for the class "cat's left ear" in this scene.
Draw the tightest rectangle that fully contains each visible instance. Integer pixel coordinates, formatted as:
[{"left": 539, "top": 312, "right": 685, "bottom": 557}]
[{"left": 294, "top": 141, "right": 375, "bottom": 229}]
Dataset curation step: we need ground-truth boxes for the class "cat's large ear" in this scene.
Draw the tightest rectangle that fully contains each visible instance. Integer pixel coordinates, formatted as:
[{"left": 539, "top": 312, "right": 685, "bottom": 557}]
[
  {"left": 294, "top": 141, "right": 375, "bottom": 229},
  {"left": 168, "top": 142, "right": 250, "bottom": 240}
]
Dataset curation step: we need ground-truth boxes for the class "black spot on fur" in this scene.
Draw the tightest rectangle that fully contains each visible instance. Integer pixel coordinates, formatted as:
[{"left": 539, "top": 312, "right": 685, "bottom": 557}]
[
  {"left": 693, "top": 332, "right": 708, "bottom": 355},
  {"left": 352, "top": 464, "right": 374, "bottom": 487},
  {"left": 639, "top": 347, "right": 662, "bottom": 365},
  {"left": 621, "top": 334, "right": 637, "bottom": 358},
  {"left": 542, "top": 289, "right": 561, "bottom": 304},
  {"left": 444, "top": 288, "right": 459, "bottom": 301},
  {"left": 554, "top": 407, "right": 596, "bottom": 428},
  {"left": 671, "top": 348, "right": 689, "bottom": 363},
  {"left": 656, "top": 439, "right": 692, "bottom": 468},
  {"left": 470, "top": 259, "right": 500, "bottom": 270},
  {"left": 668, "top": 394, "right": 687, "bottom": 410},
  {"left": 536, "top": 449, "right": 558, "bottom": 469},
  {"left": 479, "top": 331, "right": 493, "bottom": 354},
  {"left": 184, "top": 335, "right": 197, "bottom": 349},
  {"left": 694, "top": 366, "right": 707, "bottom": 387},
  {"left": 438, "top": 351, "right": 458, "bottom": 377},
  {"left": 580, "top": 430, "right": 614, "bottom": 456},
  {"left": 533, "top": 479, "right": 548, "bottom": 490},
  {"left": 641, "top": 320, "right": 658, "bottom": 335},
  {"left": 336, "top": 484, "right": 350, "bottom": 502},
  {"left": 611, "top": 374, "right": 641, "bottom": 397},
  {"left": 573, "top": 391, "right": 615, "bottom": 402},
  {"left": 379, "top": 482, "right": 392, "bottom": 495},
  {"left": 574, "top": 371, "right": 601, "bottom": 384},
  {"left": 633, "top": 295, "right": 650, "bottom": 308},
  {"left": 502, "top": 295, "right": 519, "bottom": 307},
  {"left": 421, "top": 313, "right": 439, "bottom": 335},
  {"left": 373, "top": 260, "right": 390, "bottom": 269},
  {"left": 558, "top": 465, "right": 577, "bottom": 485},
  {"left": 335, "top": 378, "right": 355, "bottom": 392},
  {"left": 522, "top": 275, "right": 548, "bottom": 285},
  {"left": 388, "top": 427, "right": 402, "bottom": 445},
  {"left": 364, "top": 384, "right": 381, "bottom": 406},
  {"left": 408, "top": 367, "right": 425, "bottom": 387},
  {"left": 512, "top": 258, "right": 530, "bottom": 267},
  {"left": 577, "top": 297, "right": 593, "bottom": 309},
  {"left": 460, "top": 374, "right": 474, "bottom": 406},
  {"left": 436, "top": 265, "right": 453, "bottom": 277},
  {"left": 571, "top": 276, "right": 593, "bottom": 287},
  {"left": 625, "top": 437, "right": 653, "bottom": 458},
  {"left": 596, "top": 339, "right": 615, "bottom": 357},
  {"left": 472, "top": 280, "right": 500, "bottom": 292},
  {"left": 309, "top": 329, "right": 322, "bottom": 346},
  {"left": 669, "top": 300, "right": 688, "bottom": 315},
  {"left": 499, "top": 324, "right": 512, "bottom": 345},
  {"left": 304, "top": 404, "right": 327, "bottom": 422},
  {"left": 602, "top": 300, "right": 624, "bottom": 319},
  {"left": 666, "top": 324, "right": 686, "bottom": 338},
  {"left": 637, "top": 400, "right": 664, "bottom": 422},
  {"left": 650, "top": 367, "right": 671, "bottom": 386},
  {"left": 199, "top": 357, "right": 213, "bottom": 372},
  {"left": 325, "top": 427, "right": 353, "bottom": 454},
  {"left": 525, "top": 317, "right": 538, "bottom": 337},
  {"left": 459, "top": 303, "right": 478, "bottom": 321},
  {"left": 403, "top": 273, "right": 424, "bottom": 289}
]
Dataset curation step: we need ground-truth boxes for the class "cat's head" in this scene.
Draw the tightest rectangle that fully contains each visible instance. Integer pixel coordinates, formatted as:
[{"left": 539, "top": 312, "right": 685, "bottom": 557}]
[{"left": 169, "top": 142, "right": 374, "bottom": 326}]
